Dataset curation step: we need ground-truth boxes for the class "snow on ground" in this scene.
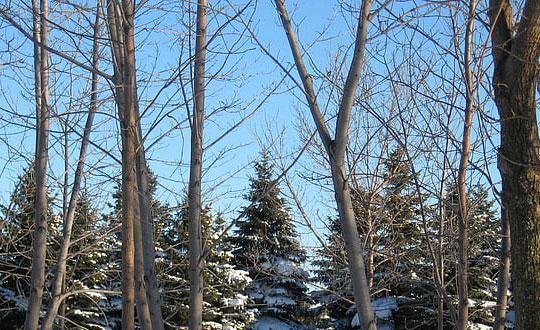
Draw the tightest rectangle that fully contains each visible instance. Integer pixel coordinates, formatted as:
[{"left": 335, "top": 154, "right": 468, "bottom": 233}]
[
  {"left": 469, "top": 323, "right": 492, "bottom": 330},
  {"left": 250, "top": 317, "right": 302, "bottom": 330}
]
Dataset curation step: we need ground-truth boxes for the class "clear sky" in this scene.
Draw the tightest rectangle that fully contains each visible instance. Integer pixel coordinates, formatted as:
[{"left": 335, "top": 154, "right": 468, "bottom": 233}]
[{"left": 0, "top": 0, "right": 502, "bottom": 251}]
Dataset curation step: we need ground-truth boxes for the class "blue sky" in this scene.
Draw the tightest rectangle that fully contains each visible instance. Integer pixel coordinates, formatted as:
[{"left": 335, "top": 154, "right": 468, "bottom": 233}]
[{"left": 0, "top": 0, "right": 502, "bottom": 251}]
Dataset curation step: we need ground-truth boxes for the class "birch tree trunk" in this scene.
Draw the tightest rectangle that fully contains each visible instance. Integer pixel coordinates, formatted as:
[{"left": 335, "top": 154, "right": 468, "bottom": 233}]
[
  {"left": 24, "top": 0, "right": 50, "bottom": 327},
  {"left": 274, "top": 1, "right": 376, "bottom": 329},
  {"left": 489, "top": 0, "right": 540, "bottom": 328},
  {"left": 41, "top": 3, "right": 102, "bottom": 328},
  {"left": 188, "top": 1, "right": 207, "bottom": 329}
]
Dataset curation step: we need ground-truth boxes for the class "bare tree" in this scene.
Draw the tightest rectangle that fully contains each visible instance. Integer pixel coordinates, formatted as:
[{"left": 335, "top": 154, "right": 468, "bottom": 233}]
[
  {"left": 24, "top": 0, "right": 50, "bottom": 328},
  {"left": 188, "top": 0, "right": 207, "bottom": 329},
  {"left": 106, "top": 0, "right": 142, "bottom": 327},
  {"left": 40, "top": 2, "right": 103, "bottom": 328},
  {"left": 455, "top": 0, "right": 477, "bottom": 328},
  {"left": 489, "top": 0, "right": 540, "bottom": 328},
  {"left": 274, "top": 1, "right": 376, "bottom": 329}
]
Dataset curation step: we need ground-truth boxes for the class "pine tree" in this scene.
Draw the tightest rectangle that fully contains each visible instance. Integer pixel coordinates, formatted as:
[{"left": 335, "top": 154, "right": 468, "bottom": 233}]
[
  {"left": 0, "top": 164, "right": 57, "bottom": 328},
  {"left": 159, "top": 202, "right": 252, "bottom": 329},
  {"left": 312, "top": 215, "right": 357, "bottom": 329},
  {"left": 63, "top": 191, "right": 120, "bottom": 329},
  {"left": 444, "top": 184, "right": 500, "bottom": 328},
  {"left": 377, "top": 149, "right": 434, "bottom": 330},
  {"left": 231, "top": 152, "right": 311, "bottom": 329},
  {"left": 313, "top": 148, "right": 432, "bottom": 329}
]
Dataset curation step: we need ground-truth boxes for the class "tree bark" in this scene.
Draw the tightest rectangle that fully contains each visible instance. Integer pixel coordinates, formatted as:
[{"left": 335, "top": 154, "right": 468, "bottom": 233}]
[
  {"left": 133, "top": 185, "right": 153, "bottom": 330},
  {"left": 494, "top": 207, "right": 511, "bottom": 330},
  {"left": 41, "top": 2, "right": 102, "bottom": 328},
  {"left": 107, "top": 0, "right": 142, "bottom": 328},
  {"left": 133, "top": 58, "right": 165, "bottom": 328},
  {"left": 274, "top": 1, "right": 376, "bottom": 329},
  {"left": 489, "top": 0, "right": 540, "bottom": 328},
  {"left": 188, "top": 1, "right": 207, "bottom": 329},
  {"left": 24, "top": 0, "right": 49, "bottom": 328},
  {"left": 456, "top": 1, "right": 476, "bottom": 328},
  {"left": 135, "top": 129, "right": 165, "bottom": 330}
]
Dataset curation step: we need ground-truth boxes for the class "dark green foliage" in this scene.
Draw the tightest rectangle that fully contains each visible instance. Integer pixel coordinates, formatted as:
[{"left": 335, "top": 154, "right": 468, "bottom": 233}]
[
  {"left": 444, "top": 184, "right": 500, "bottom": 327},
  {"left": 313, "top": 148, "right": 432, "bottom": 329},
  {"left": 63, "top": 191, "right": 122, "bottom": 329},
  {"left": 231, "top": 152, "right": 311, "bottom": 328},
  {"left": 158, "top": 201, "right": 253, "bottom": 329},
  {"left": 0, "top": 164, "right": 56, "bottom": 328}
]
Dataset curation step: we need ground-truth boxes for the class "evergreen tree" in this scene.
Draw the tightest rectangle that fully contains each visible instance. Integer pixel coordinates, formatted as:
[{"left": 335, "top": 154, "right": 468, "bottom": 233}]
[
  {"left": 311, "top": 215, "right": 357, "bottom": 330},
  {"left": 444, "top": 184, "right": 500, "bottom": 328},
  {"left": 0, "top": 164, "right": 57, "bottom": 329},
  {"left": 159, "top": 201, "right": 253, "bottom": 329},
  {"left": 63, "top": 191, "right": 121, "bottom": 329},
  {"left": 231, "top": 152, "right": 311, "bottom": 329},
  {"left": 105, "top": 170, "right": 251, "bottom": 329},
  {"left": 313, "top": 148, "right": 433, "bottom": 329},
  {"left": 377, "top": 149, "right": 434, "bottom": 330}
]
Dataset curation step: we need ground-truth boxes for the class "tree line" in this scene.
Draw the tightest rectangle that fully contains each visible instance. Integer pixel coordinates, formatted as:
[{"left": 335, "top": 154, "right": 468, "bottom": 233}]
[
  {"left": 0, "top": 153, "right": 502, "bottom": 329},
  {"left": 0, "top": 0, "right": 539, "bottom": 329}
]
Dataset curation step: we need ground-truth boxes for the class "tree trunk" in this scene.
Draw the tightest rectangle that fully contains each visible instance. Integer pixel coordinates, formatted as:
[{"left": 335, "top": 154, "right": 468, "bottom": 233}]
[
  {"left": 456, "top": 1, "right": 476, "bottom": 328},
  {"left": 24, "top": 0, "right": 49, "bottom": 328},
  {"left": 494, "top": 207, "right": 511, "bottom": 330},
  {"left": 366, "top": 209, "right": 374, "bottom": 289},
  {"left": 107, "top": 0, "right": 141, "bottom": 328},
  {"left": 274, "top": 1, "right": 376, "bottom": 329},
  {"left": 188, "top": 1, "right": 207, "bottom": 329},
  {"left": 133, "top": 59, "right": 165, "bottom": 327},
  {"left": 135, "top": 131, "right": 165, "bottom": 330},
  {"left": 489, "top": 1, "right": 540, "bottom": 328},
  {"left": 437, "top": 186, "right": 446, "bottom": 330},
  {"left": 133, "top": 189, "right": 153, "bottom": 330},
  {"left": 41, "top": 2, "right": 102, "bottom": 328}
]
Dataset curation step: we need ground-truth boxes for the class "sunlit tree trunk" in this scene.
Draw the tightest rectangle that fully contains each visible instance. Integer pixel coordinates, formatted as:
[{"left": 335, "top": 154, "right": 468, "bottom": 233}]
[
  {"left": 489, "top": 0, "right": 540, "bottom": 328},
  {"left": 456, "top": 1, "right": 476, "bottom": 328},
  {"left": 274, "top": 1, "right": 376, "bottom": 329},
  {"left": 135, "top": 128, "right": 165, "bottom": 329},
  {"left": 188, "top": 1, "right": 207, "bottom": 329},
  {"left": 24, "top": 0, "right": 49, "bottom": 327},
  {"left": 107, "top": 0, "right": 152, "bottom": 328}
]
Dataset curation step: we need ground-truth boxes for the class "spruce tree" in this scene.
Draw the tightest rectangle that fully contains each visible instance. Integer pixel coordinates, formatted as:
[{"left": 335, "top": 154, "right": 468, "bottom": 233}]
[
  {"left": 444, "top": 184, "right": 500, "bottom": 328},
  {"left": 312, "top": 215, "right": 357, "bottom": 329},
  {"left": 313, "top": 148, "right": 432, "bottom": 329},
  {"left": 231, "top": 152, "right": 311, "bottom": 329},
  {"left": 64, "top": 191, "right": 120, "bottom": 329},
  {"left": 159, "top": 202, "right": 252, "bottom": 329},
  {"left": 377, "top": 149, "right": 433, "bottom": 329},
  {"left": 0, "top": 164, "right": 56, "bottom": 328}
]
